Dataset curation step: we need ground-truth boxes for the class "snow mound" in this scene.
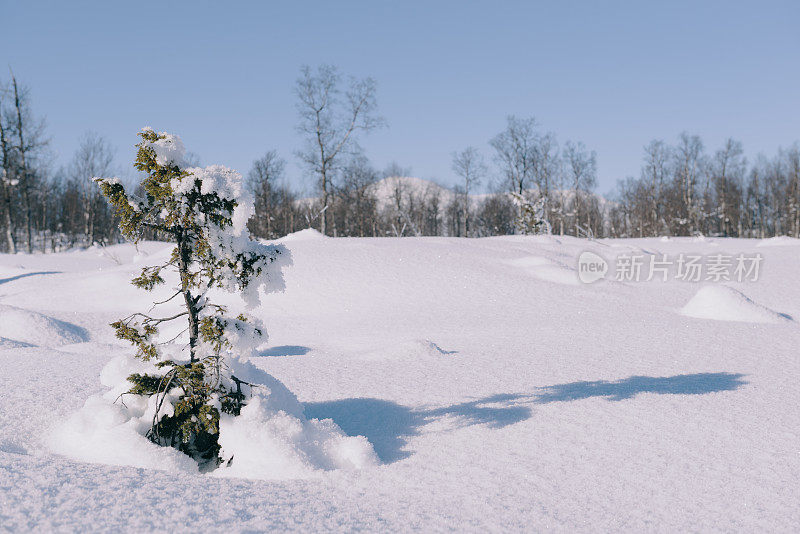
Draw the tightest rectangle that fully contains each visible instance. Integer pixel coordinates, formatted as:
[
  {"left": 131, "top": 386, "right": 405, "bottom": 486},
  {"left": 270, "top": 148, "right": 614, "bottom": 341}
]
[
  {"left": 49, "top": 394, "right": 199, "bottom": 472},
  {"left": 0, "top": 305, "right": 88, "bottom": 346},
  {"left": 216, "top": 396, "right": 378, "bottom": 480},
  {"left": 757, "top": 236, "right": 800, "bottom": 247},
  {"left": 279, "top": 228, "right": 325, "bottom": 242},
  {"left": 49, "top": 355, "right": 379, "bottom": 479},
  {"left": 680, "top": 285, "right": 791, "bottom": 324}
]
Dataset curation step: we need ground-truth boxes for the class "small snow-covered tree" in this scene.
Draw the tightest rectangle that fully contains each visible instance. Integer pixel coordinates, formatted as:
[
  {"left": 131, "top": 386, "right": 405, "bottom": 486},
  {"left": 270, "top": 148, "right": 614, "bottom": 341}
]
[
  {"left": 96, "top": 128, "right": 290, "bottom": 466},
  {"left": 511, "top": 192, "right": 550, "bottom": 235}
]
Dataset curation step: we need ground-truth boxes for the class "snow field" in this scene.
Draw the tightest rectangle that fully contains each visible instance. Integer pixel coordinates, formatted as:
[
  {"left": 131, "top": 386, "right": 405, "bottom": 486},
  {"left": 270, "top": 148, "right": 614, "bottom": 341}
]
[{"left": 1, "top": 234, "right": 799, "bottom": 531}]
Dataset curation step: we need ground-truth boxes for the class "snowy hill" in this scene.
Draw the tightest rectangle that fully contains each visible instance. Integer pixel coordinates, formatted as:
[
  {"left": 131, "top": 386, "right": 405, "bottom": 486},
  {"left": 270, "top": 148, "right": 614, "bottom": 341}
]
[
  {"left": 300, "top": 175, "right": 606, "bottom": 209},
  {"left": 298, "top": 176, "right": 524, "bottom": 210},
  {"left": 366, "top": 176, "right": 500, "bottom": 209},
  {"left": 296, "top": 175, "right": 469, "bottom": 209},
  {"left": 2, "top": 235, "right": 800, "bottom": 531},
  {"left": 369, "top": 175, "right": 458, "bottom": 209}
]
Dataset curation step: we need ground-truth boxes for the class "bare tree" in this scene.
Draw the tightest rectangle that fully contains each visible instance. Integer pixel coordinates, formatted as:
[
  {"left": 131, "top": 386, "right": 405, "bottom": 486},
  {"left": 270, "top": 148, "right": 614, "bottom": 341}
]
[
  {"left": 12, "top": 74, "right": 33, "bottom": 252},
  {"left": 69, "top": 132, "right": 114, "bottom": 244},
  {"left": 783, "top": 144, "right": 800, "bottom": 237},
  {"left": 490, "top": 116, "right": 538, "bottom": 195},
  {"left": 295, "top": 65, "right": 384, "bottom": 236},
  {"left": 562, "top": 141, "right": 597, "bottom": 235},
  {"left": 7, "top": 72, "right": 48, "bottom": 252},
  {"left": 475, "top": 188, "right": 516, "bottom": 236},
  {"left": 642, "top": 140, "right": 670, "bottom": 236},
  {"left": 744, "top": 155, "right": 768, "bottom": 238},
  {"left": 382, "top": 161, "right": 412, "bottom": 179},
  {"left": 534, "top": 132, "right": 561, "bottom": 229},
  {"left": 336, "top": 155, "right": 379, "bottom": 237},
  {"left": 533, "top": 132, "right": 560, "bottom": 200},
  {"left": 246, "top": 150, "right": 286, "bottom": 239},
  {"left": 451, "top": 146, "right": 486, "bottom": 236},
  {"left": 0, "top": 87, "right": 15, "bottom": 253},
  {"left": 673, "top": 132, "right": 705, "bottom": 234},
  {"left": 711, "top": 139, "right": 745, "bottom": 237},
  {"left": 388, "top": 176, "right": 410, "bottom": 236}
]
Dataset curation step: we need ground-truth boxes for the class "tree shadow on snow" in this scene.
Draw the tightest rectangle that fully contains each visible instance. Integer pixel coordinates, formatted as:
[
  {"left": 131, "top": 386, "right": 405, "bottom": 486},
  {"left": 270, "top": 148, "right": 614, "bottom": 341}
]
[
  {"left": 0, "top": 271, "right": 60, "bottom": 285},
  {"left": 304, "top": 393, "right": 531, "bottom": 463},
  {"left": 51, "top": 317, "right": 91, "bottom": 343},
  {"left": 305, "top": 398, "right": 419, "bottom": 463},
  {"left": 533, "top": 372, "right": 748, "bottom": 403},
  {"left": 305, "top": 373, "right": 746, "bottom": 463},
  {"left": 257, "top": 345, "right": 311, "bottom": 357}
]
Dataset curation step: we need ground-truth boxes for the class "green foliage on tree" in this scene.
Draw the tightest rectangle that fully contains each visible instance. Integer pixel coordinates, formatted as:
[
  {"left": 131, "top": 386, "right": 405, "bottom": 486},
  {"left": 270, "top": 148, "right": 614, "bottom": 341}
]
[{"left": 96, "top": 128, "right": 289, "bottom": 467}]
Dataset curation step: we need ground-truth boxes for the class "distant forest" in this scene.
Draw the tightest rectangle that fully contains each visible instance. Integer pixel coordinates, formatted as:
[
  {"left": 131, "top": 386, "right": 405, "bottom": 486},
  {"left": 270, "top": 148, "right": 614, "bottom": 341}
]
[{"left": 1, "top": 67, "right": 798, "bottom": 253}]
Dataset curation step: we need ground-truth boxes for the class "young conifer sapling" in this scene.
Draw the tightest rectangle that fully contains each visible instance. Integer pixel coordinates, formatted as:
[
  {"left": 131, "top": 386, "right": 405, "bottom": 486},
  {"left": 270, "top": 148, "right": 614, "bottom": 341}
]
[{"left": 96, "top": 128, "right": 290, "bottom": 467}]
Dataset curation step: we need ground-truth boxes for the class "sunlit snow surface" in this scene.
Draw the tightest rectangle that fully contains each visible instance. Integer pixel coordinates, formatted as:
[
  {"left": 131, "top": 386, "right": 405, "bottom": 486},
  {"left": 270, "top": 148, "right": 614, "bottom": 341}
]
[{"left": 1, "top": 235, "right": 799, "bottom": 531}]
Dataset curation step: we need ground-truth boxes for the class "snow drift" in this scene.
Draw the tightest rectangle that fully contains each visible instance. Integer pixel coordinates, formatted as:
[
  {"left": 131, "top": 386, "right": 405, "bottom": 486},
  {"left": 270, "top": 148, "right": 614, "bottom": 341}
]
[
  {"left": 680, "top": 285, "right": 792, "bottom": 324},
  {"left": 0, "top": 304, "right": 87, "bottom": 347},
  {"left": 49, "top": 354, "right": 378, "bottom": 479}
]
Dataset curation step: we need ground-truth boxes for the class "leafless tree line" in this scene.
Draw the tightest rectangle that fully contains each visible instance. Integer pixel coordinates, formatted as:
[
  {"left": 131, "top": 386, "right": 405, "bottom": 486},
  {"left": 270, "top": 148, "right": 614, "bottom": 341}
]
[
  {"left": 0, "top": 75, "right": 120, "bottom": 253},
  {"left": 608, "top": 134, "right": 800, "bottom": 238},
  {"left": 2, "top": 68, "right": 799, "bottom": 254},
  {"left": 250, "top": 108, "right": 800, "bottom": 240}
]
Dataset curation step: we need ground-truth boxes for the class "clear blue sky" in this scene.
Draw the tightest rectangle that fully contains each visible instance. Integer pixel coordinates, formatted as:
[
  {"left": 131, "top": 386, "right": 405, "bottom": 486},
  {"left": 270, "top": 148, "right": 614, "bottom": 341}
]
[{"left": 1, "top": 1, "right": 798, "bottom": 194}]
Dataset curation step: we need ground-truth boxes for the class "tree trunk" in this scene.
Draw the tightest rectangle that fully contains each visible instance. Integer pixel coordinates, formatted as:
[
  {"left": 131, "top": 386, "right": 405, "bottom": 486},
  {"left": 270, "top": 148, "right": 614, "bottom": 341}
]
[
  {"left": 84, "top": 201, "right": 91, "bottom": 244},
  {"left": 12, "top": 76, "right": 33, "bottom": 253},
  {"left": 0, "top": 185, "right": 13, "bottom": 253},
  {"left": 320, "top": 172, "right": 328, "bottom": 235},
  {"left": 22, "top": 185, "right": 32, "bottom": 253},
  {"left": 463, "top": 183, "right": 470, "bottom": 238},
  {"left": 177, "top": 231, "right": 200, "bottom": 363},
  {"left": 0, "top": 95, "right": 16, "bottom": 254}
]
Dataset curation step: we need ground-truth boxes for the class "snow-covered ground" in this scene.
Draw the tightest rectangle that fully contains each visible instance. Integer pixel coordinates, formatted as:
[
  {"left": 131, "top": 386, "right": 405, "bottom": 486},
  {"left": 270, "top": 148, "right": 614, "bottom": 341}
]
[{"left": 1, "top": 233, "right": 799, "bottom": 531}]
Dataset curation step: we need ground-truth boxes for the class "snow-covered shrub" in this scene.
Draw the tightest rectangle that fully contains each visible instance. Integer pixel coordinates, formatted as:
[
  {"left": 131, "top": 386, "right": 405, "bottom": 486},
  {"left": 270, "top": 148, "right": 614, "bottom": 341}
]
[
  {"left": 95, "top": 128, "right": 293, "bottom": 467},
  {"left": 511, "top": 192, "right": 550, "bottom": 235}
]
